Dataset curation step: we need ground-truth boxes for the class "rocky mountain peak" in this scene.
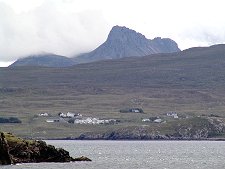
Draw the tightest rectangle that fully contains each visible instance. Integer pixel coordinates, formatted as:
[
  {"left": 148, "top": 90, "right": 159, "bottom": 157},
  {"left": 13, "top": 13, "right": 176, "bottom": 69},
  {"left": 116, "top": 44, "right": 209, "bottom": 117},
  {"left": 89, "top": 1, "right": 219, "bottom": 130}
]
[
  {"left": 107, "top": 25, "right": 147, "bottom": 43},
  {"left": 72, "top": 25, "right": 180, "bottom": 64}
]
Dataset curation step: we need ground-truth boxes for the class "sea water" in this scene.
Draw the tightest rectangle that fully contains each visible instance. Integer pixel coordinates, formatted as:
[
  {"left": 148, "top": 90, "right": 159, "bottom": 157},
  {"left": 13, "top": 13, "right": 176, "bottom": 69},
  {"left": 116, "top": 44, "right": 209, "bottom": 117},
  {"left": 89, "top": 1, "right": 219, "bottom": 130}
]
[{"left": 2, "top": 140, "right": 225, "bottom": 169}]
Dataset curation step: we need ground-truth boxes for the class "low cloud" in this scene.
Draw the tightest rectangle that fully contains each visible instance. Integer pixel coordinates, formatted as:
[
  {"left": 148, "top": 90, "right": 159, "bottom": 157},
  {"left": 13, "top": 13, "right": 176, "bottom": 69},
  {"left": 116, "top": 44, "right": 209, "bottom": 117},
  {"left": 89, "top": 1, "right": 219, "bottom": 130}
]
[
  {"left": 0, "top": 1, "right": 110, "bottom": 62},
  {"left": 177, "top": 25, "right": 225, "bottom": 49}
]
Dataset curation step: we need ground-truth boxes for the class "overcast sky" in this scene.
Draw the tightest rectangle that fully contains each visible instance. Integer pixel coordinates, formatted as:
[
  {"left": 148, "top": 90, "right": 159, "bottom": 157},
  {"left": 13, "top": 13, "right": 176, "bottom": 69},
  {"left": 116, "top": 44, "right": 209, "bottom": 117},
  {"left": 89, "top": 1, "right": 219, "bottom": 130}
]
[{"left": 0, "top": 0, "right": 225, "bottom": 66}]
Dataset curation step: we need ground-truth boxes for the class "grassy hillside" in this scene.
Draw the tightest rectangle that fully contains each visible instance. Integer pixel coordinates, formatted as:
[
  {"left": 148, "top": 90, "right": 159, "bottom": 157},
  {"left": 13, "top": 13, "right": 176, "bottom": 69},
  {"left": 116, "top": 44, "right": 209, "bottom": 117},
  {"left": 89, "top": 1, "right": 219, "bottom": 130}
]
[{"left": 1, "top": 44, "right": 225, "bottom": 138}]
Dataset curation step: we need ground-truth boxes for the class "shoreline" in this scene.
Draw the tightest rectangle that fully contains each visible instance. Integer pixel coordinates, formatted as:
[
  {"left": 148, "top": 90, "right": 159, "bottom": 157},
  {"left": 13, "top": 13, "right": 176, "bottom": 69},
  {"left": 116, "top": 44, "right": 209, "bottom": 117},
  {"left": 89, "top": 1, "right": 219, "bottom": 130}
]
[{"left": 43, "top": 137, "right": 225, "bottom": 141}]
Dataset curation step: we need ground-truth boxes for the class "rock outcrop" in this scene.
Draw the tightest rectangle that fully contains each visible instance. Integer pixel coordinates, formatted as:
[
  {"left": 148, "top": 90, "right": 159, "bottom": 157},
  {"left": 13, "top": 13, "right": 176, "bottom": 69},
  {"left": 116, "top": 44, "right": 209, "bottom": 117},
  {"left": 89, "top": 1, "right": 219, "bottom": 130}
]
[
  {"left": 77, "top": 127, "right": 170, "bottom": 140},
  {"left": 0, "top": 132, "right": 91, "bottom": 165},
  {"left": 0, "top": 133, "right": 12, "bottom": 165}
]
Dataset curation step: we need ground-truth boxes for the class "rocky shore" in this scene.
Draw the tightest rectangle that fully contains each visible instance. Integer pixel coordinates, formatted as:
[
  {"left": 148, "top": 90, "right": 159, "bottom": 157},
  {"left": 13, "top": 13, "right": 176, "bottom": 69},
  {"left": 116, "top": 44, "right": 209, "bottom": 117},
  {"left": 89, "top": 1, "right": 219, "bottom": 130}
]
[
  {"left": 0, "top": 132, "right": 91, "bottom": 165},
  {"left": 75, "top": 117, "right": 225, "bottom": 140}
]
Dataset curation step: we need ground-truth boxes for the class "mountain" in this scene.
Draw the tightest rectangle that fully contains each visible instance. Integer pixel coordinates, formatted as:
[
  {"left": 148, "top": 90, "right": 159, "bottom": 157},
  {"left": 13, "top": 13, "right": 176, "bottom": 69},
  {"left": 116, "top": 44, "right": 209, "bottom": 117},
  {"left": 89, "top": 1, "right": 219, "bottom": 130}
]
[
  {"left": 10, "top": 26, "right": 180, "bottom": 67},
  {"left": 73, "top": 25, "right": 180, "bottom": 64},
  {"left": 10, "top": 53, "right": 74, "bottom": 67}
]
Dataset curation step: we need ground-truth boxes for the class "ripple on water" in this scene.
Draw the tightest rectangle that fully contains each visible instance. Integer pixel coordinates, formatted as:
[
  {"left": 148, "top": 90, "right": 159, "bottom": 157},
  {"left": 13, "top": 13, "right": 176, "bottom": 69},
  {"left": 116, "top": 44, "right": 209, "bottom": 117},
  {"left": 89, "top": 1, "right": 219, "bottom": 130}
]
[{"left": 2, "top": 141, "right": 225, "bottom": 169}]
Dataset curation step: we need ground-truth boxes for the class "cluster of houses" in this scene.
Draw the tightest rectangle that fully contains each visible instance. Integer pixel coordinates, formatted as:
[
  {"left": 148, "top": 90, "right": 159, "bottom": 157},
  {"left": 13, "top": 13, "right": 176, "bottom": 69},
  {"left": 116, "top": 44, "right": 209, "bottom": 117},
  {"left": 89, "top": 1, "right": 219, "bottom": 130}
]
[
  {"left": 58, "top": 112, "right": 82, "bottom": 118},
  {"left": 38, "top": 110, "right": 179, "bottom": 125},
  {"left": 73, "top": 118, "right": 117, "bottom": 125},
  {"left": 41, "top": 111, "right": 118, "bottom": 125},
  {"left": 142, "top": 112, "right": 179, "bottom": 123}
]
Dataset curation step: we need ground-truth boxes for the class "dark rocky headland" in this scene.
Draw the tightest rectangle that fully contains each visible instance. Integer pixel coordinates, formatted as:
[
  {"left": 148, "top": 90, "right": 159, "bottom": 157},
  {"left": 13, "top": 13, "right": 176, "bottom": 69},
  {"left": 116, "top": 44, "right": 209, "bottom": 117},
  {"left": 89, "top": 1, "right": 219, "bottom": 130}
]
[{"left": 0, "top": 131, "right": 91, "bottom": 165}]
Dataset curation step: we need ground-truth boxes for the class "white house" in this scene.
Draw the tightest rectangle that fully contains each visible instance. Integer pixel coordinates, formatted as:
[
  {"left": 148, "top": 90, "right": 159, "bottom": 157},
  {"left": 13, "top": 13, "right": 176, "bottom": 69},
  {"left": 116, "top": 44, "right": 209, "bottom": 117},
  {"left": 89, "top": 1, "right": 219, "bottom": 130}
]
[
  {"left": 142, "top": 118, "right": 151, "bottom": 122},
  {"left": 59, "top": 112, "right": 67, "bottom": 118},
  {"left": 38, "top": 113, "right": 49, "bottom": 117},
  {"left": 66, "top": 112, "right": 75, "bottom": 118},
  {"left": 154, "top": 119, "right": 162, "bottom": 123},
  {"left": 166, "top": 112, "right": 178, "bottom": 118},
  {"left": 46, "top": 119, "right": 60, "bottom": 123},
  {"left": 173, "top": 114, "right": 179, "bottom": 119},
  {"left": 132, "top": 109, "right": 140, "bottom": 113}
]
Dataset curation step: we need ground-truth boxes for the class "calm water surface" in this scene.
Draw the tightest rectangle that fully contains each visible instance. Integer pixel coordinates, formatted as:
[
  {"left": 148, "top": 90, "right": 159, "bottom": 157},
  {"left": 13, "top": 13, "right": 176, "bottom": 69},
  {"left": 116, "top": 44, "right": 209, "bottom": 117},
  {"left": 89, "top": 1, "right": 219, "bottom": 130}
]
[{"left": 2, "top": 140, "right": 225, "bottom": 169}]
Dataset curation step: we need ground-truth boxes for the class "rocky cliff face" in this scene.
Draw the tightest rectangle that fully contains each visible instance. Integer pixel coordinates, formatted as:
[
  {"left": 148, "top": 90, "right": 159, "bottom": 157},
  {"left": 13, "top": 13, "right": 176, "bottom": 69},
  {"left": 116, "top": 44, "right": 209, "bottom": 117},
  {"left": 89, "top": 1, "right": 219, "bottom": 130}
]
[
  {"left": 73, "top": 26, "right": 180, "bottom": 63},
  {"left": 0, "top": 132, "right": 91, "bottom": 165},
  {"left": 0, "top": 133, "right": 12, "bottom": 165}
]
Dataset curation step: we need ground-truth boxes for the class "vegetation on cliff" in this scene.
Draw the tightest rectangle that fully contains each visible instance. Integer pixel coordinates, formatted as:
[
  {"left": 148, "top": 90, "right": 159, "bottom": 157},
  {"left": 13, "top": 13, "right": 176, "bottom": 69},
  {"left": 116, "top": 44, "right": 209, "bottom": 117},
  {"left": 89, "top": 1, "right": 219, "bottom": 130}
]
[
  {"left": 0, "top": 132, "right": 91, "bottom": 165},
  {"left": 76, "top": 117, "right": 225, "bottom": 140}
]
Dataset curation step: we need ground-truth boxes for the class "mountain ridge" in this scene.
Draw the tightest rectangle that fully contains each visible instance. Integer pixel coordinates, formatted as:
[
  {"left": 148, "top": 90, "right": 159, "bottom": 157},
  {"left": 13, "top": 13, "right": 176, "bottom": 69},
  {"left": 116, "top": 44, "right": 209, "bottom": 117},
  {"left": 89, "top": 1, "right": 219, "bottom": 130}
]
[{"left": 72, "top": 25, "right": 180, "bottom": 64}]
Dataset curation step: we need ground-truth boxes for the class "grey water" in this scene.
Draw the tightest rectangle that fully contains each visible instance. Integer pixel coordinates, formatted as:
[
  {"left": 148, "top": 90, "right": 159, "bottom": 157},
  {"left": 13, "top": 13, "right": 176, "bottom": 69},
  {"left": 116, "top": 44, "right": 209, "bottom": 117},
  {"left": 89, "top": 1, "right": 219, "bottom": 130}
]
[{"left": 2, "top": 140, "right": 225, "bottom": 169}]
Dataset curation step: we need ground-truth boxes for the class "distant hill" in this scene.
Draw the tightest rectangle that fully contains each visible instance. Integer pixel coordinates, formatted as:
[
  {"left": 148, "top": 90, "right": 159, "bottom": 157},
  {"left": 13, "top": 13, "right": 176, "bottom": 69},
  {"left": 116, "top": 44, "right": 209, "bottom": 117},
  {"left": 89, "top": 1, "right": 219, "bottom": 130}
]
[
  {"left": 3, "top": 44, "right": 225, "bottom": 89},
  {"left": 73, "top": 25, "right": 180, "bottom": 64},
  {"left": 10, "top": 53, "right": 74, "bottom": 67}
]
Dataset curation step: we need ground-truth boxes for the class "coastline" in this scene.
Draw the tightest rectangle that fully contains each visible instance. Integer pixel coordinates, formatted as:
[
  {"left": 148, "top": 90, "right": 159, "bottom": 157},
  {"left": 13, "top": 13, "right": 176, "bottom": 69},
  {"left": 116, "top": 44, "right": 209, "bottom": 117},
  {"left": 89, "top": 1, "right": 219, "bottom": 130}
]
[{"left": 43, "top": 137, "right": 225, "bottom": 141}]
